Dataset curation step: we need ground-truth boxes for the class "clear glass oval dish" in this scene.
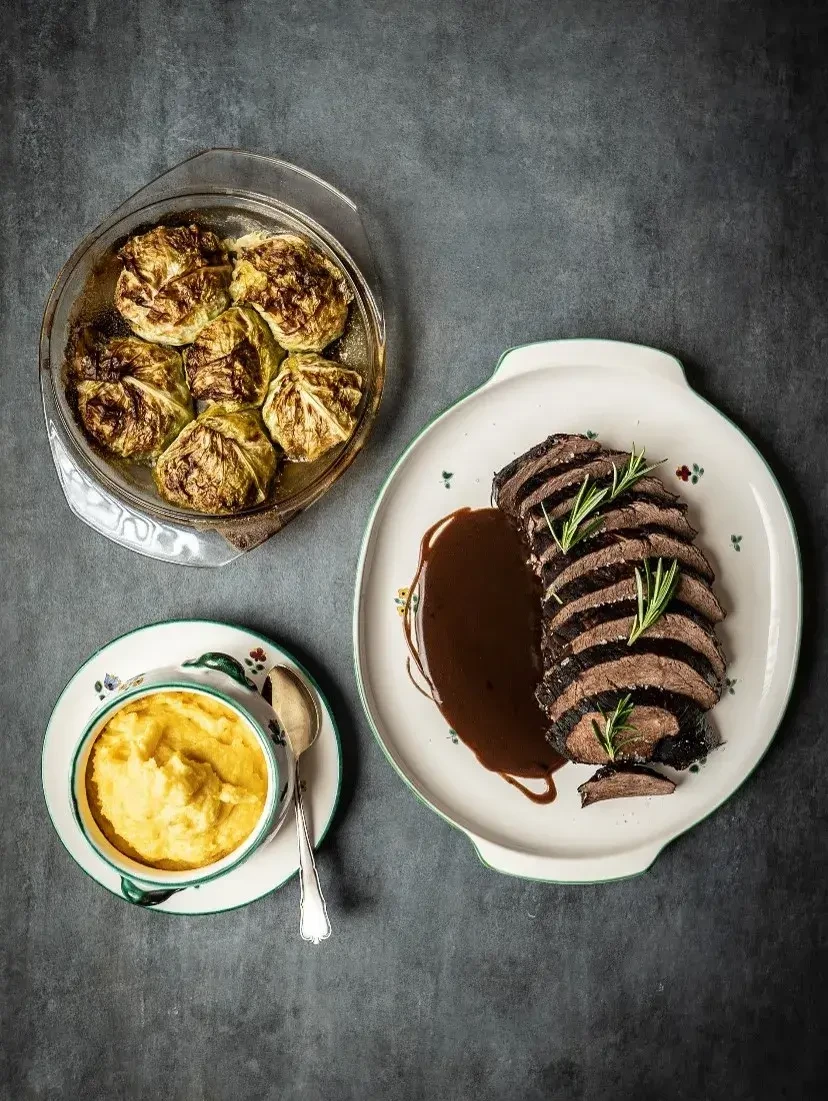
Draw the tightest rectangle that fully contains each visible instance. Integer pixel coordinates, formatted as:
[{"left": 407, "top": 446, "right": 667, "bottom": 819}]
[{"left": 40, "top": 149, "right": 386, "bottom": 566}]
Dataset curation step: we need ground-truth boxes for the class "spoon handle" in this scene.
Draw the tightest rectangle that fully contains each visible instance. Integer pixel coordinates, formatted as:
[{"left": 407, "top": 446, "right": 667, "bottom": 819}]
[{"left": 295, "top": 763, "right": 331, "bottom": 944}]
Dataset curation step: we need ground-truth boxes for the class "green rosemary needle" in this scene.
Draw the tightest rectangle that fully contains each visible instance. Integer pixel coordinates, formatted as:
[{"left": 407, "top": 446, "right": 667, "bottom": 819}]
[
  {"left": 627, "top": 557, "right": 680, "bottom": 645},
  {"left": 591, "top": 693, "right": 640, "bottom": 761},
  {"left": 610, "top": 443, "right": 666, "bottom": 500},
  {"left": 541, "top": 444, "right": 665, "bottom": 559},
  {"left": 542, "top": 476, "right": 607, "bottom": 554}
]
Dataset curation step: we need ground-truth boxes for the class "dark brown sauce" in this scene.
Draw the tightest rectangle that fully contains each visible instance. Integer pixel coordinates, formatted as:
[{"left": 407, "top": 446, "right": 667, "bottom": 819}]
[{"left": 403, "top": 508, "right": 565, "bottom": 803}]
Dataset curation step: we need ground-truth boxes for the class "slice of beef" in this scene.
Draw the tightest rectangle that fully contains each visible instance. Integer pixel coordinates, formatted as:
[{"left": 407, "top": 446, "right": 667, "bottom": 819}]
[
  {"left": 527, "top": 490, "right": 688, "bottom": 536},
  {"left": 493, "top": 434, "right": 602, "bottom": 517},
  {"left": 546, "top": 576, "right": 726, "bottom": 636},
  {"left": 542, "top": 641, "right": 723, "bottom": 705},
  {"left": 543, "top": 533, "right": 715, "bottom": 604},
  {"left": 530, "top": 500, "right": 697, "bottom": 571},
  {"left": 517, "top": 450, "right": 629, "bottom": 516},
  {"left": 533, "top": 525, "right": 699, "bottom": 586},
  {"left": 578, "top": 765, "right": 676, "bottom": 807},
  {"left": 562, "top": 705, "right": 679, "bottom": 765},
  {"left": 542, "top": 686, "right": 721, "bottom": 769},
  {"left": 549, "top": 612, "right": 727, "bottom": 682},
  {"left": 518, "top": 462, "right": 680, "bottom": 521},
  {"left": 540, "top": 653, "right": 720, "bottom": 723}
]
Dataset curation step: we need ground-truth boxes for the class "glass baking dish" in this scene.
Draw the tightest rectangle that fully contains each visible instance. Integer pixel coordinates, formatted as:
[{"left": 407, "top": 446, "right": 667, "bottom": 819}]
[{"left": 40, "top": 149, "right": 386, "bottom": 567}]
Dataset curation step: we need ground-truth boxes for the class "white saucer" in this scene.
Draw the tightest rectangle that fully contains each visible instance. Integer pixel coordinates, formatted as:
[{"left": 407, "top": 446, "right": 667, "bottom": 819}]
[{"left": 42, "top": 620, "right": 342, "bottom": 914}]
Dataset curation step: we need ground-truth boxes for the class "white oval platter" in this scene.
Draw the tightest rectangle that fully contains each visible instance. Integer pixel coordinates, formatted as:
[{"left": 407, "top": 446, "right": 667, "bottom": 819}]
[{"left": 353, "top": 339, "right": 801, "bottom": 882}]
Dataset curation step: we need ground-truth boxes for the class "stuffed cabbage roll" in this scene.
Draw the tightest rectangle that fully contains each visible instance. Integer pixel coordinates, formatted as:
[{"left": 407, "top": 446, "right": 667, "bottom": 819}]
[
  {"left": 115, "top": 224, "right": 231, "bottom": 345},
  {"left": 69, "top": 331, "right": 193, "bottom": 460},
  {"left": 154, "top": 404, "right": 277, "bottom": 513},
  {"left": 229, "top": 233, "right": 351, "bottom": 352},
  {"left": 262, "top": 353, "right": 363, "bottom": 463},
  {"left": 185, "top": 306, "right": 284, "bottom": 409}
]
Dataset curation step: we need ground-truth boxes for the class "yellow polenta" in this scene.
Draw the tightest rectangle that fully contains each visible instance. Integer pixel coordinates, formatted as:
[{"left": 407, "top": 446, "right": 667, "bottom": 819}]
[{"left": 86, "top": 690, "right": 267, "bottom": 871}]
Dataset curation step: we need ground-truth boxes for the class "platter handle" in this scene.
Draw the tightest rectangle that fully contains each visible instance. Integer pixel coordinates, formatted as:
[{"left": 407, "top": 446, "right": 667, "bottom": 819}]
[
  {"left": 467, "top": 832, "right": 666, "bottom": 884},
  {"left": 488, "top": 339, "right": 689, "bottom": 390}
]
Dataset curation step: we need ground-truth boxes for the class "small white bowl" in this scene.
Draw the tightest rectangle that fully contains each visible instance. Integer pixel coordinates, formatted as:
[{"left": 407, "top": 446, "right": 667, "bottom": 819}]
[{"left": 70, "top": 651, "right": 295, "bottom": 906}]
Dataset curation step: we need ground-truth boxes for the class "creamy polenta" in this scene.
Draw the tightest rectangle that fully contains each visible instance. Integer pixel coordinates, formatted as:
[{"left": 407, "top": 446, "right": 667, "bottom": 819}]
[{"left": 86, "top": 690, "right": 267, "bottom": 871}]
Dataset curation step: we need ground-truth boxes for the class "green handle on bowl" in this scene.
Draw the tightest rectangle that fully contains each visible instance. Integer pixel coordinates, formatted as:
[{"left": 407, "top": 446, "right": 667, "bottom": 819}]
[
  {"left": 120, "top": 878, "right": 182, "bottom": 908},
  {"left": 182, "top": 652, "right": 257, "bottom": 691}
]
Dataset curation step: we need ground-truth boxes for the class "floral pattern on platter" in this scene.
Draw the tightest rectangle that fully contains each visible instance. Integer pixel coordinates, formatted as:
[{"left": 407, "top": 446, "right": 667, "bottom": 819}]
[
  {"left": 395, "top": 587, "right": 420, "bottom": 617},
  {"left": 731, "top": 534, "right": 743, "bottom": 552},
  {"left": 441, "top": 470, "right": 453, "bottom": 489},
  {"left": 585, "top": 430, "right": 599, "bottom": 439},
  {"left": 676, "top": 462, "right": 704, "bottom": 484},
  {"left": 725, "top": 677, "right": 737, "bottom": 695},
  {"left": 447, "top": 728, "right": 459, "bottom": 745}
]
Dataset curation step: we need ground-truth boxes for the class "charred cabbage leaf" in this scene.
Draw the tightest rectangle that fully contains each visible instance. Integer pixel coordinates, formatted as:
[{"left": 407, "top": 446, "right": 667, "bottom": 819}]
[
  {"left": 262, "top": 353, "right": 363, "bottom": 463},
  {"left": 115, "top": 224, "right": 231, "bottom": 345},
  {"left": 229, "top": 233, "right": 352, "bottom": 352},
  {"left": 68, "top": 331, "right": 193, "bottom": 460},
  {"left": 185, "top": 306, "right": 284, "bottom": 409},
  {"left": 154, "top": 404, "right": 277, "bottom": 514}
]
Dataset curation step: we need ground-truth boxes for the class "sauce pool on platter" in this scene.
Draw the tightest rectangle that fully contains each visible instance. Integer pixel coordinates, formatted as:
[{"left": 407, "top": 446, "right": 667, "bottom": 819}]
[{"left": 402, "top": 508, "right": 565, "bottom": 803}]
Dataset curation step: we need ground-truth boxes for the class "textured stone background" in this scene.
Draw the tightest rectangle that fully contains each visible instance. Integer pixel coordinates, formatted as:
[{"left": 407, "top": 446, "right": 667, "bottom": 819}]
[{"left": 1, "top": 1, "right": 826, "bottom": 1098}]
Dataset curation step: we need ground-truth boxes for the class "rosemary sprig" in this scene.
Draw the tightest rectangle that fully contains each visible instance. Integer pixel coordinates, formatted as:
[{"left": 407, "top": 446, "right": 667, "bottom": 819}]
[
  {"left": 542, "top": 476, "right": 607, "bottom": 554},
  {"left": 541, "top": 444, "right": 665, "bottom": 558},
  {"left": 627, "top": 557, "right": 680, "bottom": 645},
  {"left": 591, "top": 693, "right": 640, "bottom": 761},
  {"left": 610, "top": 443, "right": 665, "bottom": 500}
]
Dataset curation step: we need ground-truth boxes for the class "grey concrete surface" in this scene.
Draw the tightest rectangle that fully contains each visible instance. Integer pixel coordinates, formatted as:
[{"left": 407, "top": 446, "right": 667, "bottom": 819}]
[{"left": 1, "top": 1, "right": 826, "bottom": 1098}]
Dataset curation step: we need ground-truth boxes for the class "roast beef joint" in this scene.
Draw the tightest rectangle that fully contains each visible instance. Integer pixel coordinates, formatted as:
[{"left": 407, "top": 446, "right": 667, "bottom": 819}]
[{"left": 493, "top": 434, "right": 727, "bottom": 807}]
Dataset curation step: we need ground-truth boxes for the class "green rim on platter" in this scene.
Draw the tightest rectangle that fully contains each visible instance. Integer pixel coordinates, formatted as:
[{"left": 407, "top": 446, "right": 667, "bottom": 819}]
[
  {"left": 42, "top": 619, "right": 343, "bottom": 916},
  {"left": 352, "top": 341, "right": 803, "bottom": 883}
]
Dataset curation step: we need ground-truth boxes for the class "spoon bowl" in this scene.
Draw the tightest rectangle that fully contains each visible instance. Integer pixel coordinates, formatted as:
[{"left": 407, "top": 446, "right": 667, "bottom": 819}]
[{"left": 264, "top": 666, "right": 321, "bottom": 759}]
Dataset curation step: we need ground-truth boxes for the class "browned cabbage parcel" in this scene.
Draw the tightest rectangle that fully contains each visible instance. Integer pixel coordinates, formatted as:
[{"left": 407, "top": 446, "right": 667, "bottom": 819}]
[
  {"left": 185, "top": 306, "right": 285, "bottom": 409},
  {"left": 229, "top": 233, "right": 352, "bottom": 352},
  {"left": 262, "top": 353, "right": 363, "bottom": 463},
  {"left": 115, "top": 225, "right": 231, "bottom": 346},
  {"left": 154, "top": 404, "right": 277, "bottom": 513},
  {"left": 68, "top": 331, "right": 193, "bottom": 460}
]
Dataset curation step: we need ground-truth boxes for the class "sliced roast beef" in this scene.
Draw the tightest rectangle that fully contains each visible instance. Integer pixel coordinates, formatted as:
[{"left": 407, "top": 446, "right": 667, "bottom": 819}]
[
  {"left": 542, "top": 686, "right": 721, "bottom": 770},
  {"left": 563, "top": 705, "right": 679, "bottom": 764},
  {"left": 493, "top": 434, "right": 603, "bottom": 516},
  {"left": 549, "top": 612, "right": 726, "bottom": 682},
  {"left": 578, "top": 765, "right": 676, "bottom": 807},
  {"left": 542, "top": 641, "right": 723, "bottom": 705},
  {"left": 530, "top": 500, "right": 697, "bottom": 571},
  {"left": 519, "top": 466, "right": 681, "bottom": 522},
  {"left": 527, "top": 490, "right": 688, "bottom": 536},
  {"left": 544, "top": 533, "right": 714, "bottom": 596},
  {"left": 540, "top": 653, "right": 720, "bottom": 723},
  {"left": 516, "top": 451, "right": 630, "bottom": 517},
  {"left": 546, "top": 575, "right": 725, "bottom": 636},
  {"left": 492, "top": 433, "right": 727, "bottom": 797}
]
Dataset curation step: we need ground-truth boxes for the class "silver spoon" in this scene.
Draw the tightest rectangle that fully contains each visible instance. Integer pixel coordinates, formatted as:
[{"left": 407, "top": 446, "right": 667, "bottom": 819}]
[{"left": 264, "top": 665, "right": 331, "bottom": 944}]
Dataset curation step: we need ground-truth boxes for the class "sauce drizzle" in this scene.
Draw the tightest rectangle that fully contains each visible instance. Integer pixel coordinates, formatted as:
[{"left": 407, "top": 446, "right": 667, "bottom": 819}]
[{"left": 403, "top": 508, "right": 565, "bottom": 803}]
